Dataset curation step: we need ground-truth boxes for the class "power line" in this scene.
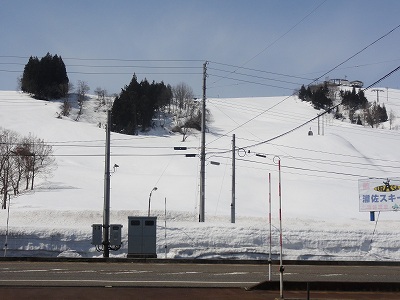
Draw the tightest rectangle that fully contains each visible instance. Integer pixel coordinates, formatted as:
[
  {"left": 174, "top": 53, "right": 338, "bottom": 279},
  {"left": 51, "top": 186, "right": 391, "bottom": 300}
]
[
  {"left": 207, "top": 38, "right": 400, "bottom": 150},
  {"left": 239, "top": 0, "right": 328, "bottom": 67},
  {"left": 206, "top": 22, "right": 400, "bottom": 146},
  {"left": 210, "top": 0, "right": 327, "bottom": 86},
  {"left": 67, "top": 64, "right": 201, "bottom": 69},
  {"left": 311, "top": 23, "right": 400, "bottom": 86},
  {"left": 208, "top": 67, "right": 304, "bottom": 86},
  {"left": 68, "top": 71, "right": 201, "bottom": 75},
  {"left": 251, "top": 151, "right": 400, "bottom": 171},
  {"left": 208, "top": 61, "right": 313, "bottom": 81},
  {"left": 233, "top": 157, "right": 379, "bottom": 179},
  {"left": 0, "top": 55, "right": 204, "bottom": 63},
  {"left": 0, "top": 69, "right": 20, "bottom": 73},
  {"left": 265, "top": 142, "right": 400, "bottom": 164},
  {"left": 0, "top": 57, "right": 204, "bottom": 77},
  {"left": 213, "top": 149, "right": 400, "bottom": 172},
  {"left": 205, "top": 94, "right": 294, "bottom": 146},
  {"left": 363, "top": 65, "right": 400, "bottom": 91},
  {"left": 208, "top": 98, "right": 314, "bottom": 122},
  {"left": 208, "top": 74, "right": 295, "bottom": 91},
  {"left": 296, "top": 57, "right": 400, "bottom": 77}
]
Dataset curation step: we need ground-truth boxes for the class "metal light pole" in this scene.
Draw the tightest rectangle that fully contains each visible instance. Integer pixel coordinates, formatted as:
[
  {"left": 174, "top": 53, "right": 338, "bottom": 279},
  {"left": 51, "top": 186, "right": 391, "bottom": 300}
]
[{"left": 147, "top": 187, "right": 158, "bottom": 217}]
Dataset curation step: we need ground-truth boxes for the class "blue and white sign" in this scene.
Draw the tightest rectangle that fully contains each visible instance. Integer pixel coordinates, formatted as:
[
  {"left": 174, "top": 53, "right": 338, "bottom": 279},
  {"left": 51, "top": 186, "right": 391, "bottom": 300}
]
[{"left": 358, "top": 178, "right": 400, "bottom": 212}]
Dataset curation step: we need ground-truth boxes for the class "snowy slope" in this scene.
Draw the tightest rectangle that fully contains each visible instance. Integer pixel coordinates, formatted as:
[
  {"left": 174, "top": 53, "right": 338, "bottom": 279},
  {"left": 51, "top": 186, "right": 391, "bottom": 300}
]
[{"left": 0, "top": 90, "right": 399, "bottom": 260}]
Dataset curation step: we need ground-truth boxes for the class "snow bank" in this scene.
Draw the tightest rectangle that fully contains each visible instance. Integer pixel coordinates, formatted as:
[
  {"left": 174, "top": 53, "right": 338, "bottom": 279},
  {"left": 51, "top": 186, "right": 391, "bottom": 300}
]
[{"left": 0, "top": 91, "right": 399, "bottom": 260}]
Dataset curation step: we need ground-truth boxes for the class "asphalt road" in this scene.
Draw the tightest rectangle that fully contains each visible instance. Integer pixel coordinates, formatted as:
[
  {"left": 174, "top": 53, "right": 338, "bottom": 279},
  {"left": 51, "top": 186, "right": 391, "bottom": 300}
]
[
  {"left": 2, "top": 286, "right": 400, "bottom": 300},
  {"left": 0, "top": 260, "right": 399, "bottom": 287},
  {"left": 1, "top": 261, "right": 400, "bottom": 299}
]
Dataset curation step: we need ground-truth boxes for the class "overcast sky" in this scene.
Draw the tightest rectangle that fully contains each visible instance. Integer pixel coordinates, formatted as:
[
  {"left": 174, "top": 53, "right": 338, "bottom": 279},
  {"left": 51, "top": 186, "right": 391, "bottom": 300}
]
[{"left": 1, "top": 0, "right": 400, "bottom": 98}]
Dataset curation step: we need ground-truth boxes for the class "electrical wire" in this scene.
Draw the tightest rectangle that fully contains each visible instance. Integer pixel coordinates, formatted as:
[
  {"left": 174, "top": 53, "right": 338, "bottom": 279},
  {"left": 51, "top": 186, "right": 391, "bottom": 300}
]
[
  {"left": 208, "top": 62, "right": 313, "bottom": 81},
  {"left": 310, "top": 24, "right": 400, "bottom": 86},
  {"left": 265, "top": 142, "right": 400, "bottom": 165},
  {"left": 363, "top": 65, "right": 400, "bottom": 91},
  {"left": 211, "top": 144, "right": 400, "bottom": 174},
  {"left": 206, "top": 94, "right": 296, "bottom": 147},
  {"left": 208, "top": 98, "right": 316, "bottom": 123},
  {"left": 297, "top": 57, "right": 400, "bottom": 77},
  {"left": 204, "top": 22, "right": 400, "bottom": 147},
  {"left": 208, "top": 74, "right": 295, "bottom": 91},
  {"left": 68, "top": 71, "right": 201, "bottom": 75},
  {"left": 208, "top": 67, "right": 303, "bottom": 86},
  {"left": 210, "top": 0, "right": 327, "bottom": 86},
  {"left": 0, "top": 56, "right": 204, "bottom": 62},
  {"left": 208, "top": 61, "right": 400, "bottom": 153}
]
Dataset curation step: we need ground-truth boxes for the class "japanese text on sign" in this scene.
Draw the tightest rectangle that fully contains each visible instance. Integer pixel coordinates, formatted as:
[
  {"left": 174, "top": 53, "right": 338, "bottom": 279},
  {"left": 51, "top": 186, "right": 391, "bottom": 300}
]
[{"left": 358, "top": 178, "right": 400, "bottom": 212}]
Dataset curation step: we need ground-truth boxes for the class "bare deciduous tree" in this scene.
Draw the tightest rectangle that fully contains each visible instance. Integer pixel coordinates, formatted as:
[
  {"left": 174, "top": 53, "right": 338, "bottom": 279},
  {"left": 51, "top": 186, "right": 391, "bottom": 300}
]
[
  {"left": 59, "top": 97, "right": 71, "bottom": 117},
  {"left": 0, "top": 129, "right": 20, "bottom": 209},
  {"left": 94, "top": 87, "right": 110, "bottom": 112},
  {"left": 171, "top": 83, "right": 202, "bottom": 141},
  {"left": 76, "top": 80, "right": 90, "bottom": 121},
  {"left": 0, "top": 129, "right": 56, "bottom": 209},
  {"left": 389, "top": 109, "right": 396, "bottom": 130},
  {"left": 22, "top": 133, "right": 56, "bottom": 190},
  {"left": 172, "top": 82, "right": 194, "bottom": 114}
]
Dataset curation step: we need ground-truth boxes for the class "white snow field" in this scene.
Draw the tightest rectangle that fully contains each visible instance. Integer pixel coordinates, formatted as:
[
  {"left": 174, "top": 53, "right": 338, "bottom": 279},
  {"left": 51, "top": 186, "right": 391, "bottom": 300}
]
[{"left": 0, "top": 89, "right": 399, "bottom": 260}]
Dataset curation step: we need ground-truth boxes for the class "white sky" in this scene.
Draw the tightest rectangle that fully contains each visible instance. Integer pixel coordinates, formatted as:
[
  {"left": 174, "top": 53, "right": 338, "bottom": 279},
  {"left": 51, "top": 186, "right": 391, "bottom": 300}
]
[{"left": 1, "top": 0, "right": 400, "bottom": 98}]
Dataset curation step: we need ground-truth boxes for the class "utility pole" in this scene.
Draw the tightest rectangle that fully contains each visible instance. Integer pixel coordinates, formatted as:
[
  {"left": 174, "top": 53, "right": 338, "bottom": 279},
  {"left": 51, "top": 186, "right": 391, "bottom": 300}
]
[
  {"left": 102, "top": 110, "right": 111, "bottom": 257},
  {"left": 371, "top": 89, "right": 384, "bottom": 103},
  {"left": 268, "top": 173, "right": 272, "bottom": 281},
  {"left": 199, "top": 61, "right": 208, "bottom": 222},
  {"left": 277, "top": 157, "right": 284, "bottom": 299},
  {"left": 231, "top": 134, "right": 236, "bottom": 223},
  {"left": 386, "top": 87, "right": 389, "bottom": 102}
]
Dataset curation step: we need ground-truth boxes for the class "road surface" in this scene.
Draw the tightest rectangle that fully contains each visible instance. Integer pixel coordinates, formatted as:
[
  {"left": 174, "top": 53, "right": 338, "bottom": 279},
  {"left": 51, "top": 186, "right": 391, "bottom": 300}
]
[{"left": 1, "top": 261, "right": 399, "bottom": 299}]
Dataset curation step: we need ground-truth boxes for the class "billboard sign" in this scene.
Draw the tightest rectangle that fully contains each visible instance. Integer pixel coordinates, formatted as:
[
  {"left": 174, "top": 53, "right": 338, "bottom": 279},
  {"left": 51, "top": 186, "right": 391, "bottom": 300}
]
[{"left": 359, "top": 178, "right": 400, "bottom": 212}]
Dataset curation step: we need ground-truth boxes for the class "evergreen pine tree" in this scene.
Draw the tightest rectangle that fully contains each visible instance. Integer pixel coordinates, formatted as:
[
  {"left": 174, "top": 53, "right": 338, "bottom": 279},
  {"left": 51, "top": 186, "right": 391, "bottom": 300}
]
[
  {"left": 379, "top": 104, "right": 388, "bottom": 123},
  {"left": 20, "top": 53, "right": 69, "bottom": 100},
  {"left": 111, "top": 75, "right": 172, "bottom": 134},
  {"left": 298, "top": 85, "right": 307, "bottom": 101}
]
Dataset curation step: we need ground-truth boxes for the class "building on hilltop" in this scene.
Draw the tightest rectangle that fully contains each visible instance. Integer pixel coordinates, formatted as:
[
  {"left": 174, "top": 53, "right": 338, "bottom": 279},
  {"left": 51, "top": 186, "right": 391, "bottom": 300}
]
[
  {"left": 325, "top": 78, "right": 363, "bottom": 88},
  {"left": 350, "top": 80, "right": 363, "bottom": 88}
]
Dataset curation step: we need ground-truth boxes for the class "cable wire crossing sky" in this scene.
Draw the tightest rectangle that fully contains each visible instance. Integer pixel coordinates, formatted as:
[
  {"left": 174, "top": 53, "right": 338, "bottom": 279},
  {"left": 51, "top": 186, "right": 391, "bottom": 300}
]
[{"left": 1, "top": 0, "right": 400, "bottom": 98}]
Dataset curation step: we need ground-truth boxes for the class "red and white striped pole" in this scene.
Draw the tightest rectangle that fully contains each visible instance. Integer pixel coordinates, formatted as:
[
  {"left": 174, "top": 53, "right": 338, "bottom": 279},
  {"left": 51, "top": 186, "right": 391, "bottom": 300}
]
[
  {"left": 268, "top": 172, "right": 272, "bottom": 281},
  {"left": 276, "top": 157, "right": 284, "bottom": 299}
]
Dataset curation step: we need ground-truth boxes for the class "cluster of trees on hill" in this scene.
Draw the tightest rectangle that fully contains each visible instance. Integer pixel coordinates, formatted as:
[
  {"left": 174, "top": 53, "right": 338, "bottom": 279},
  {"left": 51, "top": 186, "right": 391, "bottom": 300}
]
[
  {"left": 111, "top": 75, "right": 173, "bottom": 134},
  {"left": 21, "top": 53, "right": 69, "bottom": 100},
  {"left": 0, "top": 128, "right": 55, "bottom": 209},
  {"left": 339, "top": 87, "right": 388, "bottom": 127},
  {"left": 111, "top": 76, "right": 205, "bottom": 138},
  {"left": 19, "top": 54, "right": 206, "bottom": 138},
  {"left": 340, "top": 88, "right": 368, "bottom": 109},
  {"left": 365, "top": 101, "right": 388, "bottom": 128},
  {"left": 298, "top": 84, "right": 388, "bottom": 128},
  {"left": 298, "top": 83, "right": 333, "bottom": 110}
]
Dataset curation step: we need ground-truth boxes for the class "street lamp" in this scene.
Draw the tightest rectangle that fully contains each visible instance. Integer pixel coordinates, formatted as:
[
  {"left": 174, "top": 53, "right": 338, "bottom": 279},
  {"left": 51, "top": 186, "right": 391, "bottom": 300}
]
[{"left": 148, "top": 187, "right": 158, "bottom": 216}]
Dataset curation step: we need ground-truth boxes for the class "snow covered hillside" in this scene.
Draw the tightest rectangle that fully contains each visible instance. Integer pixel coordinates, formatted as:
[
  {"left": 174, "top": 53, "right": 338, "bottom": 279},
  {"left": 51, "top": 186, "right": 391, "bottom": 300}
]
[{"left": 0, "top": 90, "right": 399, "bottom": 260}]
